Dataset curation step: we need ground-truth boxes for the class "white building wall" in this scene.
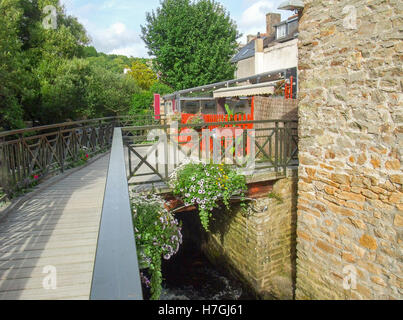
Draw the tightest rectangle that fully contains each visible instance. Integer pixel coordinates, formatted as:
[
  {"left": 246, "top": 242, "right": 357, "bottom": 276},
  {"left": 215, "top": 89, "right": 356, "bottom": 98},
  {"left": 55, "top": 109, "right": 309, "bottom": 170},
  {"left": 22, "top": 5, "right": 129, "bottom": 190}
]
[
  {"left": 235, "top": 56, "right": 255, "bottom": 79},
  {"left": 255, "top": 52, "right": 265, "bottom": 75},
  {"left": 262, "top": 38, "right": 298, "bottom": 72}
]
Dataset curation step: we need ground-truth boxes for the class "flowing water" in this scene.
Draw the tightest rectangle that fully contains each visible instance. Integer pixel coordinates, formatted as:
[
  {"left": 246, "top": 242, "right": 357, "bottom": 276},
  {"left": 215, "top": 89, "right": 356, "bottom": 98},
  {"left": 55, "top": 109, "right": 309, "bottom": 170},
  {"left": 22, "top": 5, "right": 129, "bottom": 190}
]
[
  {"left": 142, "top": 211, "right": 255, "bottom": 300},
  {"left": 160, "top": 244, "right": 254, "bottom": 300}
]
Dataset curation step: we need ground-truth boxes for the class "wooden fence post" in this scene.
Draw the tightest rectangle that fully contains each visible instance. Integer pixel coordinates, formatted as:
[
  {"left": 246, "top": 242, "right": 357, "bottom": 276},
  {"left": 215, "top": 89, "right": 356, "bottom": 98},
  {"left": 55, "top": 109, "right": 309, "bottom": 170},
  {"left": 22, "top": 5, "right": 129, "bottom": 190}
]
[{"left": 0, "top": 139, "right": 10, "bottom": 196}]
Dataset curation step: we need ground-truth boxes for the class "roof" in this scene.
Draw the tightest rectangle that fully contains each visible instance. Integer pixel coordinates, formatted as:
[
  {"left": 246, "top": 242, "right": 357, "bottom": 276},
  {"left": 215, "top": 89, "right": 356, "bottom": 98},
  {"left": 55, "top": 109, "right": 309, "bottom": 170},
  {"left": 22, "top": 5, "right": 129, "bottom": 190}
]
[
  {"left": 231, "top": 16, "right": 299, "bottom": 63},
  {"left": 162, "top": 69, "right": 288, "bottom": 100},
  {"left": 213, "top": 82, "right": 275, "bottom": 98},
  {"left": 230, "top": 38, "right": 262, "bottom": 63}
]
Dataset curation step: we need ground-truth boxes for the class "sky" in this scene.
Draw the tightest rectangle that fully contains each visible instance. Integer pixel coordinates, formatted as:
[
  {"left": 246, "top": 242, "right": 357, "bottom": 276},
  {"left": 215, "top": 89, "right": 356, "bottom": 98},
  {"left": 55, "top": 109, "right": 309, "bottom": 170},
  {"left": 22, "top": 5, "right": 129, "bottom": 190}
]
[{"left": 60, "top": 0, "right": 293, "bottom": 58}]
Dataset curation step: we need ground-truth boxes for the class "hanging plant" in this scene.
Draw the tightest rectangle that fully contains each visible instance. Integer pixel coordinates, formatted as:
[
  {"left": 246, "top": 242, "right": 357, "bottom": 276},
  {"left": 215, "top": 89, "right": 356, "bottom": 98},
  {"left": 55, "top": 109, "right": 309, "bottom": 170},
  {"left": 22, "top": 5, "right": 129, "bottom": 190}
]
[
  {"left": 169, "top": 161, "right": 247, "bottom": 231},
  {"left": 131, "top": 193, "right": 182, "bottom": 300}
]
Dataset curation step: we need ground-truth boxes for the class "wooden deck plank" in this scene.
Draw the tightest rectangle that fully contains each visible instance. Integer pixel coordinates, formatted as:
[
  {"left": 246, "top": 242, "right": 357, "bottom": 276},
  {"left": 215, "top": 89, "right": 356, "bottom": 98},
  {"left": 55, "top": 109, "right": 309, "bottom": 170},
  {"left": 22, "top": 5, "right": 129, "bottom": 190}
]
[
  {"left": 0, "top": 230, "right": 98, "bottom": 244},
  {"left": 0, "top": 228, "right": 98, "bottom": 240},
  {"left": 0, "top": 238, "right": 98, "bottom": 253},
  {"left": 0, "top": 272, "right": 93, "bottom": 292},
  {"left": 0, "top": 245, "right": 96, "bottom": 261},
  {"left": 0, "top": 262, "right": 94, "bottom": 280},
  {"left": 0, "top": 283, "right": 91, "bottom": 300},
  {"left": 0, "top": 154, "right": 109, "bottom": 300}
]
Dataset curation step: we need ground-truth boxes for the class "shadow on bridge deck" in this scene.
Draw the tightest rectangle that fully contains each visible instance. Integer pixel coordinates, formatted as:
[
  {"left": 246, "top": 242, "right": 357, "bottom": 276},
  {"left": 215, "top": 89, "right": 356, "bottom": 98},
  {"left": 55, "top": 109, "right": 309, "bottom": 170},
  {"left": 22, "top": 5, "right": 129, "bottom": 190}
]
[{"left": 0, "top": 154, "right": 109, "bottom": 300}]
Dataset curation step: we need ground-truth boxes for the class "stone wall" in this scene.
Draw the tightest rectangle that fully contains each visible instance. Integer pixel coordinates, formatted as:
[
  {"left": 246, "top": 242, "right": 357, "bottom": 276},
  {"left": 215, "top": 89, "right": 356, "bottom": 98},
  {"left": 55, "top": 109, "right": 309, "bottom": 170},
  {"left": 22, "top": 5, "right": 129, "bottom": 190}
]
[
  {"left": 296, "top": 0, "right": 402, "bottom": 299},
  {"left": 202, "top": 172, "right": 298, "bottom": 299}
]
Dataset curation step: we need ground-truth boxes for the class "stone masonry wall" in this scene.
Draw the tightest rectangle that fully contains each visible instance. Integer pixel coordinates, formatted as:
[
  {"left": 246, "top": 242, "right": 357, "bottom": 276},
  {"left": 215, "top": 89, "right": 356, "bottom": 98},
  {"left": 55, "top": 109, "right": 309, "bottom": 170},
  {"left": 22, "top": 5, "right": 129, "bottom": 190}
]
[
  {"left": 296, "top": 0, "right": 402, "bottom": 299},
  {"left": 202, "top": 173, "right": 298, "bottom": 299}
]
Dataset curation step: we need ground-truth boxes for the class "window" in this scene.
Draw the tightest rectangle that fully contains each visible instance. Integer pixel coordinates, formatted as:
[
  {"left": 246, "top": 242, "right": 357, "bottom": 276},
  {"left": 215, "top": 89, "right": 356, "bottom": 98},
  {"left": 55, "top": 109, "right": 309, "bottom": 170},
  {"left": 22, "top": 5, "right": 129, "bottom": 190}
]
[
  {"left": 276, "top": 24, "right": 287, "bottom": 39},
  {"left": 288, "top": 20, "right": 299, "bottom": 35}
]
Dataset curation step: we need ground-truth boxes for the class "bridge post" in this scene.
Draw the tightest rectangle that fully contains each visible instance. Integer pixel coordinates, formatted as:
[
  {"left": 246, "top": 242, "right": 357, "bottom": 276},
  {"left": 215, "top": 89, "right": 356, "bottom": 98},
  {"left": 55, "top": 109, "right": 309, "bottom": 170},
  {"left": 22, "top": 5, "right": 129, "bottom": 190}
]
[{"left": 0, "top": 138, "right": 11, "bottom": 196}]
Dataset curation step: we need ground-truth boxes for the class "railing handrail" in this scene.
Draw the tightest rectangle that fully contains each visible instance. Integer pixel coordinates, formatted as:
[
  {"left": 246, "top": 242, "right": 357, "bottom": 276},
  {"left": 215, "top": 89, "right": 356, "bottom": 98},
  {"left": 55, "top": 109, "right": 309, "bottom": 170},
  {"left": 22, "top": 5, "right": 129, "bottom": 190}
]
[
  {"left": 90, "top": 127, "right": 143, "bottom": 300},
  {"left": 121, "top": 118, "right": 298, "bottom": 131},
  {"left": 0, "top": 115, "right": 164, "bottom": 138},
  {"left": 123, "top": 118, "right": 299, "bottom": 187},
  {"left": 0, "top": 117, "right": 120, "bottom": 138}
]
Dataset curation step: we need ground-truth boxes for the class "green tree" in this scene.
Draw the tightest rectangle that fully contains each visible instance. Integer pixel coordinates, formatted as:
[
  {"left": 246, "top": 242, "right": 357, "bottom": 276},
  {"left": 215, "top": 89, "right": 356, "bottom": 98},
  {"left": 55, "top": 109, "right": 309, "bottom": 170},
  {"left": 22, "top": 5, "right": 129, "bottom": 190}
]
[
  {"left": 0, "top": 0, "right": 91, "bottom": 127},
  {"left": 0, "top": 0, "right": 25, "bottom": 129},
  {"left": 141, "top": 0, "right": 240, "bottom": 90},
  {"left": 126, "top": 60, "right": 157, "bottom": 90},
  {"left": 149, "top": 81, "right": 173, "bottom": 96},
  {"left": 86, "top": 66, "right": 140, "bottom": 117},
  {"left": 36, "top": 58, "right": 91, "bottom": 123},
  {"left": 130, "top": 81, "right": 173, "bottom": 116},
  {"left": 130, "top": 91, "right": 154, "bottom": 116}
]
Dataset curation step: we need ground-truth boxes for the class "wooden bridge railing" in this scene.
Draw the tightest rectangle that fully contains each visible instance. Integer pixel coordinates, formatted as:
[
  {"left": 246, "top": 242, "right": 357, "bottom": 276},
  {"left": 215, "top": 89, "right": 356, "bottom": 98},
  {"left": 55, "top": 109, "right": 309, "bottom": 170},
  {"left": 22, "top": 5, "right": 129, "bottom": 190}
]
[
  {"left": 0, "top": 114, "right": 166, "bottom": 196},
  {"left": 122, "top": 119, "right": 298, "bottom": 188}
]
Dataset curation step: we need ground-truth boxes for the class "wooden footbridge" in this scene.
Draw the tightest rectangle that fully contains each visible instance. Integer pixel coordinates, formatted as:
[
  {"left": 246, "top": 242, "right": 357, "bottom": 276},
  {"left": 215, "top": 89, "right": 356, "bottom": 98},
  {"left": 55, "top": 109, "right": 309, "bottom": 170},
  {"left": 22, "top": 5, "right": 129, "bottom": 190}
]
[{"left": 0, "top": 116, "right": 298, "bottom": 300}]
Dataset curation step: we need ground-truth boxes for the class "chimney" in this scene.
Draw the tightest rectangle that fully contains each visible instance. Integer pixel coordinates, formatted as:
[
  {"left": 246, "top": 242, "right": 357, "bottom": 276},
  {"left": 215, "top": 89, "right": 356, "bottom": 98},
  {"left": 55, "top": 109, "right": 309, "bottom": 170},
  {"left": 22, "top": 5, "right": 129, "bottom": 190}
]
[
  {"left": 254, "top": 35, "right": 264, "bottom": 53},
  {"left": 266, "top": 13, "right": 281, "bottom": 37}
]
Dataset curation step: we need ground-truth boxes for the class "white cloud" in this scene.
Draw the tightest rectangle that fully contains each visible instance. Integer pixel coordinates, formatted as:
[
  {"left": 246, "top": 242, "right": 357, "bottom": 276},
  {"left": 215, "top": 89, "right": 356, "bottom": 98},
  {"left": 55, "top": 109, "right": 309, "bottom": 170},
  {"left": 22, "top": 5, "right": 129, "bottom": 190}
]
[
  {"left": 237, "top": 0, "right": 293, "bottom": 44},
  {"left": 87, "top": 22, "right": 149, "bottom": 58},
  {"left": 240, "top": 1, "right": 274, "bottom": 27},
  {"left": 109, "top": 45, "right": 148, "bottom": 58}
]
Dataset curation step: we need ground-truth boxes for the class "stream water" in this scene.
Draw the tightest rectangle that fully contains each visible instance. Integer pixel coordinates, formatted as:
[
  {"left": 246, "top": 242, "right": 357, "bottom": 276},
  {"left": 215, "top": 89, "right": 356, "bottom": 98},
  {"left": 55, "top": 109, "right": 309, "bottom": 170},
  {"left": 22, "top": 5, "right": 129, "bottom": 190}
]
[
  {"left": 160, "top": 241, "right": 254, "bottom": 300},
  {"left": 142, "top": 211, "right": 255, "bottom": 300}
]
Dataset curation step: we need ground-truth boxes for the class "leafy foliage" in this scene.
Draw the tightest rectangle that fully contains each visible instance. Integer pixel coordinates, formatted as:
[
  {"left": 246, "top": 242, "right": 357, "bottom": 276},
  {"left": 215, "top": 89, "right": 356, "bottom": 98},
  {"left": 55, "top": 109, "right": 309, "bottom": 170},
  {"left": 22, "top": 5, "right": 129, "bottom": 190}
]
[
  {"left": 170, "top": 162, "right": 247, "bottom": 231},
  {"left": 0, "top": 0, "right": 142, "bottom": 129},
  {"left": 86, "top": 65, "right": 140, "bottom": 117},
  {"left": 84, "top": 48, "right": 150, "bottom": 74},
  {"left": 126, "top": 60, "right": 157, "bottom": 90},
  {"left": 130, "top": 91, "right": 154, "bottom": 116},
  {"left": 149, "top": 81, "right": 173, "bottom": 96},
  {"left": 130, "top": 81, "right": 173, "bottom": 115},
  {"left": 141, "top": 0, "right": 240, "bottom": 90},
  {"left": 131, "top": 193, "right": 182, "bottom": 300}
]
